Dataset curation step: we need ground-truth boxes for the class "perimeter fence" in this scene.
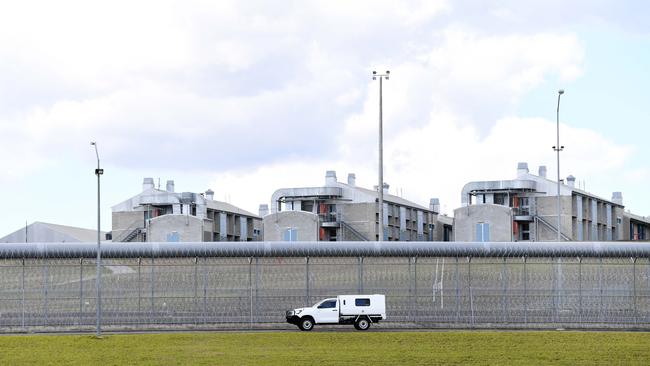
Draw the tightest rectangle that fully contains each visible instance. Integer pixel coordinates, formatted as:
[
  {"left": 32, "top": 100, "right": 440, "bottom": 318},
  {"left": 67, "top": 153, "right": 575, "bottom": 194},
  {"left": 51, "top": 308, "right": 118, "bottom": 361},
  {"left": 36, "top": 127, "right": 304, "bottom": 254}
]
[{"left": 1, "top": 241, "right": 649, "bottom": 332}]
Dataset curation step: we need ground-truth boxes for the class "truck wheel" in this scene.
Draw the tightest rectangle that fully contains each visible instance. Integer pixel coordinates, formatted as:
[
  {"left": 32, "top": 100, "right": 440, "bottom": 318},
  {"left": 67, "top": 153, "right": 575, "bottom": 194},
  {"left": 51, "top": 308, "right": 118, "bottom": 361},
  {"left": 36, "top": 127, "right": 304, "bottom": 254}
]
[
  {"left": 299, "top": 317, "right": 314, "bottom": 331},
  {"left": 355, "top": 318, "right": 370, "bottom": 331}
]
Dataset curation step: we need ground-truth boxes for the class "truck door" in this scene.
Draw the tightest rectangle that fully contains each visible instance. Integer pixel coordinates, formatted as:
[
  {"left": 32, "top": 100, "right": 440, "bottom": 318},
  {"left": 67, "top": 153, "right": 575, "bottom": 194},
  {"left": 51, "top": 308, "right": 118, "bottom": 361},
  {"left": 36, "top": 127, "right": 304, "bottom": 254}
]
[{"left": 314, "top": 299, "right": 339, "bottom": 323}]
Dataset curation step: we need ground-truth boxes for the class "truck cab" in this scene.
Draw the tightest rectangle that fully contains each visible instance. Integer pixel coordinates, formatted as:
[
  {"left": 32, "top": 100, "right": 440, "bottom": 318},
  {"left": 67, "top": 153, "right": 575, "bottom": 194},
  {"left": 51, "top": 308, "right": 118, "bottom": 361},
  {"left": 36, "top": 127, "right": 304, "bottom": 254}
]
[{"left": 286, "top": 294, "right": 386, "bottom": 331}]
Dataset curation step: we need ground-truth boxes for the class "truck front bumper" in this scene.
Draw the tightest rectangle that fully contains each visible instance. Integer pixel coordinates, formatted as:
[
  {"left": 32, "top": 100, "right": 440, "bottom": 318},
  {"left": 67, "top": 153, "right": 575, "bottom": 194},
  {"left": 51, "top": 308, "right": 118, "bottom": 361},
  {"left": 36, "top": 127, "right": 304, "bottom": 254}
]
[{"left": 286, "top": 315, "right": 301, "bottom": 325}]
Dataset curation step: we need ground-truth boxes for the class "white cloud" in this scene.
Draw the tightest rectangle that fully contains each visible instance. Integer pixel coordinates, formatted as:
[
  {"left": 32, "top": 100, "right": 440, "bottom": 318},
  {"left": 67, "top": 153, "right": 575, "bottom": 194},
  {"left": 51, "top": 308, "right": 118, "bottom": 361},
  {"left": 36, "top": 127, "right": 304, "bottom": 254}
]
[{"left": 0, "top": 0, "right": 647, "bottom": 236}]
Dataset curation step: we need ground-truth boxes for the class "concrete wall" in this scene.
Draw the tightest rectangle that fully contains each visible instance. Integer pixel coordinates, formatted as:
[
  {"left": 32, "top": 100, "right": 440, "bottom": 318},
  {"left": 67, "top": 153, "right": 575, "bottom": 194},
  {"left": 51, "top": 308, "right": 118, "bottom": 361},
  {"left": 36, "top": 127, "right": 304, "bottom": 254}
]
[
  {"left": 535, "top": 196, "right": 573, "bottom": 241},
  {"left": 112, "top": 211, "right": 145, "bottom": 242},
  {"left": 453, "top": 204, "right": 512, "bottom": 242},
  {"left": 263, "top": 211, "right": 318, "bottom": 241},
  {"left": 339, "top": 202, "right": 377, "bottom": 241},
  {"left": 147, "top": 214, "right": 204, "bottom": 242}
]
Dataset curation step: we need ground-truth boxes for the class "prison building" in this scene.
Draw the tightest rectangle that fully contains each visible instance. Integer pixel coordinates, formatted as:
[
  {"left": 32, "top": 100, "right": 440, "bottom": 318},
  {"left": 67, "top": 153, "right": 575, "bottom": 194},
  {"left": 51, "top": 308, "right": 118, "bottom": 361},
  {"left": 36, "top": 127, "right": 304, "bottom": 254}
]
[
  {"left": 453, "top": 162, "right": 641, "bottom": 242},
  {"left": 111, "top": 178, "right": 262, "bottom": 243},
  {"left": 623, "top": 211, "right": 650, "bottom": 241},
  {"left": 262, "top": 170, "right": 452, "bottom": 242},
  {"left": 0, "top": 221, "right": 107, "bottom": 243}
]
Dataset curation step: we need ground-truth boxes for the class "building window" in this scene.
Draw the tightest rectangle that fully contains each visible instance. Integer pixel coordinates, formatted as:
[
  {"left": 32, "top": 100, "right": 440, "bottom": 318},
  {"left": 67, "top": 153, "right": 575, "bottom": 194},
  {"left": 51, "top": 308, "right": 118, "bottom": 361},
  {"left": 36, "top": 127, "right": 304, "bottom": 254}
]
[
  {"left": 283, "top": 228, "right": 297, "bottom": 241},
  {"left": 494, "top": 194, "right": 506, "bottom": 205},
  {"left": 520, "top": 223, "right": 530, "bottom": 241},
  {"left": 476, "top": 223, "right": 490, "bottom": 242}
]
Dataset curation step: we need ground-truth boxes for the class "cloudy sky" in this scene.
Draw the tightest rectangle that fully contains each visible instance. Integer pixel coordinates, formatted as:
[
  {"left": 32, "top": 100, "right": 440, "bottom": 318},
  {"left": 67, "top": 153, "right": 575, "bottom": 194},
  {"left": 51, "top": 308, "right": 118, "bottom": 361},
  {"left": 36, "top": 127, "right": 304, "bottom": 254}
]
[{"left": 0, "top": 0, "right": 648, "bottom": 236}]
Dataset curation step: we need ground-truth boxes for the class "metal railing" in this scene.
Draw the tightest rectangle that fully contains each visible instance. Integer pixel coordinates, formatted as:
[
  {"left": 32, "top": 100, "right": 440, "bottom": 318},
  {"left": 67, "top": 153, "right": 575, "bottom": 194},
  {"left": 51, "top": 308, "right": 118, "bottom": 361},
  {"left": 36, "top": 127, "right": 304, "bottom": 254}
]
[{"left": 1, "top": 241, "right": 650, "bottom": 332}]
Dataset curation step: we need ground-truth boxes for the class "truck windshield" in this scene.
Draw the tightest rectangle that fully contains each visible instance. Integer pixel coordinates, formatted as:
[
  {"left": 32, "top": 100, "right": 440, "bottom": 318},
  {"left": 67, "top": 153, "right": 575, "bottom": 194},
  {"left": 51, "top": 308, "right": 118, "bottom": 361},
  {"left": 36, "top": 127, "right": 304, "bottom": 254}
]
[{"left": 316, "top": 300, "right": 337, "bottom": 309}]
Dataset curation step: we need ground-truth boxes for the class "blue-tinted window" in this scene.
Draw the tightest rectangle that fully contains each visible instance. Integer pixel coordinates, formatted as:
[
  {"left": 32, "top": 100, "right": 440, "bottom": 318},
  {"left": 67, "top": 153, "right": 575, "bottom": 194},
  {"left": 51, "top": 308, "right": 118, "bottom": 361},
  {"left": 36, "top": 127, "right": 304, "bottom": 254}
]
[
  {"left": 318, "top": 300, "right": 337, "bottom": 309},
  {"left": 476, "top": 223, "right": 490, "bottom": 242},
  {"left": 355, "top": 298, "right": 370, "bottom": 307},
  {"left": 283, "top": 228, "right": 297, "bottom": 241}
]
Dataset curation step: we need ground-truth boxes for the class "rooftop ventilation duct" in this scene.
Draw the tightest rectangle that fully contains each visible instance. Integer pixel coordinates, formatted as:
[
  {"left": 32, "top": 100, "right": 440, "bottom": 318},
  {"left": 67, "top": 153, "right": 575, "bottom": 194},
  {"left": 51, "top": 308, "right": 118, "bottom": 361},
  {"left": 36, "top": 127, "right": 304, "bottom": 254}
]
[
  {"left": 538, "top": 166, "right": 547, "bottom": 178},
  {"left": 347, "top": 173, "right": 356, "bottom": 186},
  {"left": 612, "top": 192, "right": 623, "bottom": 205},
  {"left": 205, "top": 189, "right": 214, "bottom": 201},
  {"left": 166, "top": 180, "right": 175, "bottom": 193},
  {"left": 143, "top": 177, "right": 155, "bottom": 191},
  {"left": 383, "top": 183, "right": 390, "bottom": 194},
  {"left": 517, "top": 162, "right": 529, "bottom": 177},
  {"left": 259, "top": 204, "right": 269, "bottom": 217},
  {"left": 325, "top": 170, "right": 337, "bottom": 186},
  {"left": 566, "top": 175, "right": 576, "bottom": 188},
  {"left": 430, "top": 198, "right": 441, "bottom": 214}
]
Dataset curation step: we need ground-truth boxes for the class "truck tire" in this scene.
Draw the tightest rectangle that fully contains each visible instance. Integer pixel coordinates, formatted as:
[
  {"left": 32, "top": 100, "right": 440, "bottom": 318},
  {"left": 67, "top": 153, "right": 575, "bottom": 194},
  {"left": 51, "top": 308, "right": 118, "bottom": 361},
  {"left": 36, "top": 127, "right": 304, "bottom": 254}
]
[
  {"left": 355, "top": 318, "right": 370, "bottom": 331},
  {"left": 299, "top": 317, "right": 314, "bottom": 331}
]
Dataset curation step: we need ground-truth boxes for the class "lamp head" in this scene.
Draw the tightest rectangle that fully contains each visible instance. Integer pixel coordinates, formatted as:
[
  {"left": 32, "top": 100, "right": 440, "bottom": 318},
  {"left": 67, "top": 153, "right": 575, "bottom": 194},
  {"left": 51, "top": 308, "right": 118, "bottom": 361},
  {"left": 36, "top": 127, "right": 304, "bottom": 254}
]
[
  {"left": 372, "top": 71, "right": 377, "bottom": 75},
  {"left": 558, "top": 89, "right": 564, "bottom": 95},
  {"left": 90, "top": 142, "right": 96, "bottom": 146}
]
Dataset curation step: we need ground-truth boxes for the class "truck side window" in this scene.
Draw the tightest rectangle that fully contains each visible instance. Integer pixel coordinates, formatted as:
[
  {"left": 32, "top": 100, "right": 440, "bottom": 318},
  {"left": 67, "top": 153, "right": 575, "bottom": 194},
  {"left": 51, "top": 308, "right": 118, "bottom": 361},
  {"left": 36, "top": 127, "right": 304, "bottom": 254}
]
[
  {"left": 355, "top": 298, "right": 370, "bottom": 307},
  {"left": 318, "top": 300, "right": 337, "bottom": 309}
]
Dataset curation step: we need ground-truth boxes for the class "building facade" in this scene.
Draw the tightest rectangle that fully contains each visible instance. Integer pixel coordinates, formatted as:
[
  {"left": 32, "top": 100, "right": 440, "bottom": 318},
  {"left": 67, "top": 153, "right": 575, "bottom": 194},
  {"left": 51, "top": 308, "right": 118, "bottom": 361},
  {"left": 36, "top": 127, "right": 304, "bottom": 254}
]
[
  {"left": 453, "top": 162, "right": 640, "bottom": 242},
  {"left": 112, "top": 178, "right": 262, "bottom": 242},
  {"left": 263, "top": 171, "right": 452, "bottom": 242}
]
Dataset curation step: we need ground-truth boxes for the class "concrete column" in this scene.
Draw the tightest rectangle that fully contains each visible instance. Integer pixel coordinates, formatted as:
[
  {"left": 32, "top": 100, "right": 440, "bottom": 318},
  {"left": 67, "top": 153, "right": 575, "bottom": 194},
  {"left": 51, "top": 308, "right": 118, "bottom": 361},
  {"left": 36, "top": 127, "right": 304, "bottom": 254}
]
[{"left": 576, "top": 196, "right": 583, "bottom": 241}]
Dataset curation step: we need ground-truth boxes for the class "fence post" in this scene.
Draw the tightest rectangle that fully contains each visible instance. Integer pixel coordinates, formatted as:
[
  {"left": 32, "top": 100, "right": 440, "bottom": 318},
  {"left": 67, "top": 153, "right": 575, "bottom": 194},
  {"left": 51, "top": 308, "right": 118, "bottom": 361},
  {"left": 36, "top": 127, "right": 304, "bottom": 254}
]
[
  {"left": 79, "top": 258, "right": 83, "bottom": 327},
  {"left": 468, "top": 257, "right": 474, "bottom": 327},
  {"left": 305, "top": 257, "right": 310, "bottom": 307},
  {"left": 455, "top": 256, "right": 460, "bottom": 323},
  {"left": 194, "top": 257, "right": 198, "bottom": 325},
  {"left": 578, "top": 257, "right": 582, "bottom": 324},
  {"left": 599, "top": 257, "right": 604, "bottom": 323},
  {"left": 248, "top": 257, "right": 253, "bottom": 329},
  {"left": 357, "top": 256, "right": 364, "bottom": 293},
  {"left": 413, "top": 256, "right": 418, "bottom": 323},
  {"left": 150, "top": 256, "right": 155, "bottom": 323},
  {"left": 21, "top": 258, "right": 25, "bottom": 329},
  {"left": 202, "top": 257, "right": 208, "bottom": 325},
  {"left": 502, "top": 257, "right": 507, "bottom": 323},
  {"left": 523, "top": 256, "right": 528, "bottom": 325},
  {"left": 633, "top": 257, "right": 638, "bottom": 324},
  {"left": 43, "top": 261, "right": 48, "bottom": 326},
  {"left": 137, "top": 257, "right": 142, "bottom": 325},
  {"left": 553, "top": 257, "right": 558, "bottom": 324},
  {"left": 254, "top": 257, "right": 259, "bottom": 326},
  {"left": 408, "top": 256, "right": 413, "bottom": 322}
]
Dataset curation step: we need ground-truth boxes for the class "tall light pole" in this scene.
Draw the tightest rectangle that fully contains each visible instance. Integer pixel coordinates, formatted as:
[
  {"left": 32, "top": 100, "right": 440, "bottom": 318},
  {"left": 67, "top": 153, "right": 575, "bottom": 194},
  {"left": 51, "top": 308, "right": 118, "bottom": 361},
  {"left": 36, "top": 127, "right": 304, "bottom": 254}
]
[
  {"left": 90, "top": 141, "right": 103, "bottom": 337},
  {"left": 373, "top": 70, "right": 389, "bottom": 242},
  {"left": 552, "top": 90, "right": 565, "bottom": 242}
]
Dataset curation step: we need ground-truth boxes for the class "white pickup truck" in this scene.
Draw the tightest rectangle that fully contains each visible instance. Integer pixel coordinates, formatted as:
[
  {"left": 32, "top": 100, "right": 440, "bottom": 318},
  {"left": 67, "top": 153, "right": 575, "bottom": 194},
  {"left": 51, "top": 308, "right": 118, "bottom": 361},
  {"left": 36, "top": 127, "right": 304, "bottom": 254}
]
[{"left": 286, "top": 294, "right": 386, "bottom": 331}]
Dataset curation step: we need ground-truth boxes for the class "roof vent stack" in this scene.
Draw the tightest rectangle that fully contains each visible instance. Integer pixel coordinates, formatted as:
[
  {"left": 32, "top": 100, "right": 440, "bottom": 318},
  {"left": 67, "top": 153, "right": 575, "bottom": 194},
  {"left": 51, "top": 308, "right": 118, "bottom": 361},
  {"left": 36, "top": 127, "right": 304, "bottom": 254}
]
[
  {"left": 383, "top": 183, "right": 390, "bottom": 194},
  {"left": 325, "top": 170, "right": 337, "bottom": 186},
  {"left": 430, "top": 198, "right": 441, "bottom": 214},
  {"left": 143, "top": 177, "right": 155, "bottom": 191},
  {"left": 259, "top": 204, "right": 269, "bottom": 217},
  {"left": 612, "top": 192, "right": 623, "bottom": 205},
  {"left": 347, "top": 173, "right": 356, "bottom": 186},
  {"left": 538, "top": 166, "right": 547, "bottom": 178},
  {"left": 166, "top": 180, "right": 175, "bottom": 193},
  {"left": 517, "top": 162, "right": 529, "bottom": 178},
  {"left": 567, "top": 175, "right": 576, "bottom": 188},
  {"left": 205, "top": 189, "right": 214, "bottom": 201}
]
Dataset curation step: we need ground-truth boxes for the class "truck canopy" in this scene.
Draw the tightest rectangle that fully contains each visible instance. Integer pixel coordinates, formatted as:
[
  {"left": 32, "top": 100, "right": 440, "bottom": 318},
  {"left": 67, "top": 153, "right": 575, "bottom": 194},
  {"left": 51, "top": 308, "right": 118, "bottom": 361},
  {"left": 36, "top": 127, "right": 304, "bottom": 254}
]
[{"left": 338, "top": 294, "right": 386, "bottom": 318}]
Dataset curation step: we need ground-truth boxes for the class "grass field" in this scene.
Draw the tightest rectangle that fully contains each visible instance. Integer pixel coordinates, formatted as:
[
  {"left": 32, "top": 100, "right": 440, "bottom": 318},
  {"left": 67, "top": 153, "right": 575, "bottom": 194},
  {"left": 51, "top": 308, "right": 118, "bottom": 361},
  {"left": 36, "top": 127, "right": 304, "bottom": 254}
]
[{"left": 1, "top": 331, "right": 650, "bottom": 365}]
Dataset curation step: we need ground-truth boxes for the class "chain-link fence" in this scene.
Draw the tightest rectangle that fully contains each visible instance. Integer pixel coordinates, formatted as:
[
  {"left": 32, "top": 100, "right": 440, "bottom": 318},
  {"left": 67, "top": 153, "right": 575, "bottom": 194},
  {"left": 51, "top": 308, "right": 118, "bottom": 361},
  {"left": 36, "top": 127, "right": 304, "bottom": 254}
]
[{"left": 2, "top": 245, "right": 650, "bottom": 332}]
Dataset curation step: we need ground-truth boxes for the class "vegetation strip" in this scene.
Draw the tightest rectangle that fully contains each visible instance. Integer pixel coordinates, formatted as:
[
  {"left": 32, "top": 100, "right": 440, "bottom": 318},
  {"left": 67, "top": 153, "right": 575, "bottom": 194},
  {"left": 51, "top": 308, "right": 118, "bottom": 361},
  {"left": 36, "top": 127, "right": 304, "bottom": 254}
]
[{"left": 1, "top": 331, "right": 650, "bottom": 365}]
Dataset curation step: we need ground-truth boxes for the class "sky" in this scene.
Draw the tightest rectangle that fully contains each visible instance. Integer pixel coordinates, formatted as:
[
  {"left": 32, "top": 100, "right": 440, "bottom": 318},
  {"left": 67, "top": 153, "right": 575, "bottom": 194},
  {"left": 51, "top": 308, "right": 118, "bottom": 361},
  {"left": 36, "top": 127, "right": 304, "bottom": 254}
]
[{"left": 0, "top": 0, "right": 649, "bottom": 236}]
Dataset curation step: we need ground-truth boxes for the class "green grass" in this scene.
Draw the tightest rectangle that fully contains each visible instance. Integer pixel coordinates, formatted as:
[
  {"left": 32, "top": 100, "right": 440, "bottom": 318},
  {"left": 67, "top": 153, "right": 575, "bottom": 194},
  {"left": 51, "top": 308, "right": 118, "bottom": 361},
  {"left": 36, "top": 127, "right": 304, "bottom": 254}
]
[{"left": 1, "top": 331, "right": 650, "bottom": 365}]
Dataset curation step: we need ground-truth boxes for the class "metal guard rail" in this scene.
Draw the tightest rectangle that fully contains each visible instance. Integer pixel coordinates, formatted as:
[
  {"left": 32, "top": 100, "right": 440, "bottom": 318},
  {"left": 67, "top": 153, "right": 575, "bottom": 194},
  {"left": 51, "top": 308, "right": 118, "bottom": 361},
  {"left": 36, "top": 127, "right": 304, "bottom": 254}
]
[{"left": 1, "top": 241, "right": 650, "bottom": 259}]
